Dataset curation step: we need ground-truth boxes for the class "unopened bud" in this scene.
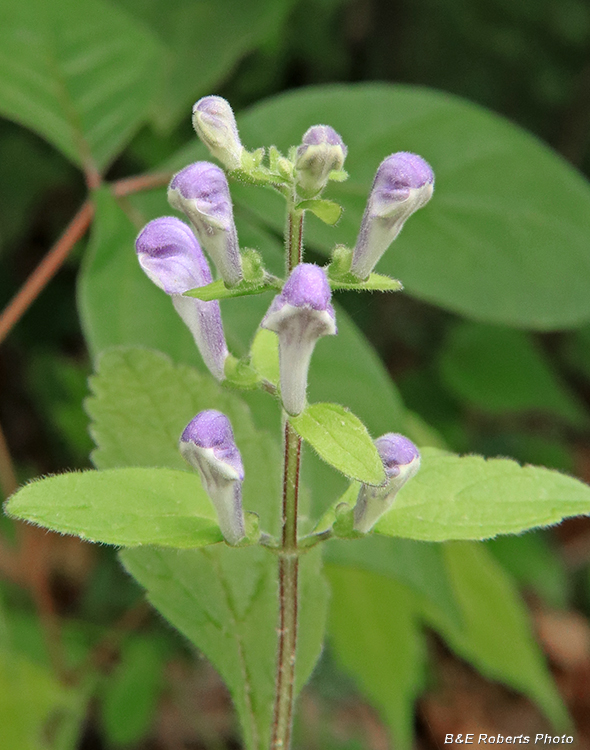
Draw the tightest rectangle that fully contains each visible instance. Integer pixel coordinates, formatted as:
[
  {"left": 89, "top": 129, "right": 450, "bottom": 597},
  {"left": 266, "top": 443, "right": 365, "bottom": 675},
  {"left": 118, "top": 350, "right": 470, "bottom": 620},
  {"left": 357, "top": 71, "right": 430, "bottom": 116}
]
[
  {"left": 168, "top": 162, "right": 242, "bottom": 287},
  {"left": 261, "top": 264, "right": 337, "bottom": 415},
  {"left": 192, "top": 96, "right": 243, "bottom": 170},
  {"left": 179, "top": 410, "right": 246, "bottom": 545},
  {"left": 350, "top": 152, "right": 434, "bottom": 280},
  {"left": 353, "top": 433, "right": 420, "bottom": 532},
  {"left": 136, "top": 217, "right": 228, "bottom": 380},
  {"left": 295, "top": 125, "right": 347, "bottom": 198}
]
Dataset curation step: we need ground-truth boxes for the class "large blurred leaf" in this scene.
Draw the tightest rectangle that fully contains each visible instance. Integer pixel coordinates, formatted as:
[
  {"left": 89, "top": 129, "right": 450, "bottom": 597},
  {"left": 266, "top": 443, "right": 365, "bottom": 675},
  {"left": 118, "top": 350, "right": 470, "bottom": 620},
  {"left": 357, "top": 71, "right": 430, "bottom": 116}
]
[
  {"left": 326, "top": 565, "right": 425, "bottom": 750},
  {"left": 0, "top": 0, "right": 163, "bottom": 171},
  {"left": 213, "top": 84, "right": 590, "bottom": 329},
  {"left": 439, "top": 322, "right": 586, "bottom": 427},
  {"left": 86, "top": 347, "right": 282, "bottom": 534},
  {"left": 118, "top": 0, "right": 295, "bottom": 131},
  {"left": 425, "top": 542, "right": 568, "bottom": 728},
  {"left": 375, "top": 447, "right": 590, "bottom": 541},
  {"left": 121, "top": 544, "right": 327, "bottom": 750}
]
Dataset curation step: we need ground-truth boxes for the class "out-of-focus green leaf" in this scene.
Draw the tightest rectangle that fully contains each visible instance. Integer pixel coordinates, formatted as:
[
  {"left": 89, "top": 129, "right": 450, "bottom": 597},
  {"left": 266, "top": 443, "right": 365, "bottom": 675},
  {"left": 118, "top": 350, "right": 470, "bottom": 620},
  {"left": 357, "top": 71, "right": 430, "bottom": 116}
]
[
  {"left": 5, "top": 467, "right": 223, "bottom": 548},
  {"left": 86, "top": 347, "right": 282, "bottom": 535},
  {"left": 121, "top": 544, "right": 328, "bottom": 750},
  {"left": 439, "top": 322, "right": 586, "bottom": 427},
  {"left": 424, "top": 542, "right": 568, "bottom": 729},
  {"left": 117, "top": 0, "right": 295, "bottom": 131},
  {"left": 0, "top": 0, "right": 163, "bottom": 171},
  {"left": 213, "top": 83, "right": 590, "bottom": 329},
  {"left": 375, "top": 447, "right": 590, "bottom": 541},
  {"left": 326, "top": 565, "right": 425, "bottom": 750}
]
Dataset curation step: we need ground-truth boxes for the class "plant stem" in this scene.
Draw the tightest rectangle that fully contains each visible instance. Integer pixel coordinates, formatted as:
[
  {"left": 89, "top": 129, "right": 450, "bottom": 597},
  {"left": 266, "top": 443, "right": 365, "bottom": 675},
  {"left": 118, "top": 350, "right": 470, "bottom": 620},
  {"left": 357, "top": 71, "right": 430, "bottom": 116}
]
[
  {"left": 271, "top": 419, "right": 301, "bottom": 750},
  {"left": 287, "top": 207, "right": 304, "bottom": 272}
]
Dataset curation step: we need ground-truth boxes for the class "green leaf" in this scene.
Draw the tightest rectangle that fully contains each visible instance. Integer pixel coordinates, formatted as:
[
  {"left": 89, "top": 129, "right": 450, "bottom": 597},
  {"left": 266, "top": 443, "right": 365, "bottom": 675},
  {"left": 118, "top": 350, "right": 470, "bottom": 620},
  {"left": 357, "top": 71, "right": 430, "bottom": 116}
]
[
  {"left": 117, "top": 0, "right": 296, "bottom": 132},
  {"left": 323, "top": 536, "right": 460, "bottom": 626},
  {"left": 5, "top": 467, "right": 223, "bottom": 548},
  {"left": 86, "top": 347, "right": 282, "bottom": 535},
  {"left": 185, "top": 277, "right": 280, "bottom": 302},
  {"left": 326, "top": 565, "right": 425, "bottom": 750},
  {"left": 375, "top": 447, "right": 590, "bottom": 541},
  {"left": 102, "top": 636, "right": 164, "bottom": 745},
  {"left": 250, "top": 329, "right": 280, "bottom": 386},
  {"left": 290, "top": 403, "right": 385, "bottom": 485},
  {"left": 296, "top": 199, "right": 342, "bottom": 225},
  {"left": 0, "top": 0, "right": 163, "bottom": 171},
  {"left": 221, "top": 84, "right": 590, "bottom": 329},
  {"left": 329, "top": 272, "right": 403, "bottom": 292},
  {"left": 120, "top": 544, "right": 328, "bottom": 750},
  {"left": 424, "top": 542, "right": 568, "bottom": 729},
  {"left": 439, "top": 322, "right": 586, "bottom": 427}
]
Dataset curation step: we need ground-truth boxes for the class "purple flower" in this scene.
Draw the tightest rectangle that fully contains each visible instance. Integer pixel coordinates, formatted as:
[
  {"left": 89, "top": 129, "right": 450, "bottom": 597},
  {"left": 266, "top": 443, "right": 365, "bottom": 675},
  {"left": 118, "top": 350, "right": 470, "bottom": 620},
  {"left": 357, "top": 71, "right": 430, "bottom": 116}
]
[
  {"left": 295, "top": 125, "right": 347, "bottom": 197},
  {"left": 136, "top": 217, "right": 228, "bottom": 381},
  {"left": 350, "top": 152, "right": 434, "bottom": 280},
  {"left": 192, "top": 96, "right": 243, "bottom": 170},
  {"left": 261, "top": 264, "right": 337, "bottom": 415},
  {"left": 168, "top": 162, "right": 242, "bottom": 287},
  {"left": 180, "top": 410, "right": 245, "bottom": 545},
  {"left": 353, "top": 433, "right": 421, "bottom": 532}
]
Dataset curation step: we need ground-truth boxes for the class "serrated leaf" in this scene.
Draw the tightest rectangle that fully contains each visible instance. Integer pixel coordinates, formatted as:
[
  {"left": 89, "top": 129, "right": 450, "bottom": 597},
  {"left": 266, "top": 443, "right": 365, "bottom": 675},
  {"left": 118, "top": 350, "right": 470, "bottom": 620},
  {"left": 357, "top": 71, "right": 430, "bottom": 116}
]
[
  {"left": 120, "top": 543, "right": 328, "bottom": 750},
  {"left": 102, "top": 636, "right": 164, "bottom": 745},
  {"left": 326, "top": 565, "right": 425, "bottom": 750},
  {"left": 5, "top": 467, "right": 222, "bottom": 548},
  {"left": 296, "top": 199, "right": 342, "bottom": 225},
  {"left": 439, "top": 322, "right": 587, "bottom": 427},
  {"left": 86, "top": 347, "right": 283, "bottom": 536},
  {"left": 185, "top": 277, "right": 280, "bottom": 302},
  {"left": 221, "top": 84, "right": 590, "bottom": 329},
  {"left": 375, "top": 447, "right": 590, "bottom": 541},
  {"left": 423, "top": 542, "right": 568, "bottom": 729},
  {"left": 0, "top": 0, "right": 163, "bottom": 171},
  {"left": 290, "top": 403, "right": 385, "bottom": 485},
  {"left": 329, "top": 272, "right": 403, "bottom": 292}
]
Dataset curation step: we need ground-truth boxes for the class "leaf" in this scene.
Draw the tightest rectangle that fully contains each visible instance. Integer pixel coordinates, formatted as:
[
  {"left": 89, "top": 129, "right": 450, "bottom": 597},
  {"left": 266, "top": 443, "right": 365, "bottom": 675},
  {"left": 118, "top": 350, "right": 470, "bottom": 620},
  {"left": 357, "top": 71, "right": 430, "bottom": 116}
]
[
  {"left": 329, "top": 272, "right": 403, "bottom": 292},
  {"left": 120, "top": 543, "right": 328, "bottom": 750},
  {"left": 250, "top": 329, "right": 280, "bottom": 386},
  {"left": 439, "top": 321, "right": 587, "bottom": 427},
  {"left": 102, "top": 636, "right": 165, "bottom": 745},
  {"left": 5, "top": 467, "right": 223, "bottom": 548},
  {"left": 323, "top": 536, "right": 460, "bottom": 626},
  {"left": 185, "top": 277, "right": 280, "bottom": 302},
  {"left": 117, "top": 0, "right": 296, "bottom": 132},
  {"left": 423, "top": 542, "right": 568, "bottom": 729},
  {"left": 375, "top": 447, "right": 590, "bottom": 541},
  {"left": 0, "top": 0, "right": 163, "bottom": 171},
  {"left": 290, "top": 403, "right": 385, "bottom": 485},
  {"left": 296, "top": 199, "right": 342, "bottom": 225},
  {"left": 86, "top": 347, "right": 283, "bottom": 535},
  {"left": 221, "top": 84, "right": 590, "bottom": 329},
  {"left": 326, "top": 565, "right": 425, "bottom": 750}
]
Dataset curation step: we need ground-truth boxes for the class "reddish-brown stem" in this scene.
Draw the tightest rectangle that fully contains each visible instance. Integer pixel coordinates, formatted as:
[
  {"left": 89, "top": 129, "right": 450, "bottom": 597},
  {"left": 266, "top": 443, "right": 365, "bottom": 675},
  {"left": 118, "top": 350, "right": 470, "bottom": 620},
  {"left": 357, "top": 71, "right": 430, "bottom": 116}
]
[
  {"left": 0, "top": 200, "right": 95, "bottom": 346},
  {"left": 112, "top": 171, "right": 173, "bottom": 197}
]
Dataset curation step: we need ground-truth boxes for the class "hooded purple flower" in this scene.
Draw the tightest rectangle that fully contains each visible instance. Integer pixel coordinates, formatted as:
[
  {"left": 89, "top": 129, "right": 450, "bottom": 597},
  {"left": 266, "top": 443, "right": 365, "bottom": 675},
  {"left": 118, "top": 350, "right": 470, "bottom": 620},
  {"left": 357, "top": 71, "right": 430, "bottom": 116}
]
[
  {"left": 261, "top": 264, "right": 337, "bottom": 415},
  {"left": 168, "top": 162, "right": 242, "bottom": 287},
  {"left": 353, "top": 433, "right": 421, "bottom": 532},
  {"left": 136, "top": 217, "right": 228, "bottom": 380},
  {"left": 350, "top": 152, "right": 434, "bottom": 280},
  {"left": 192, "top": 96, "right": 243, "bottom": 170},
  {"left": 180, "top": 410, "right": 245, "bottom": 545},
  {"left": 295, "top": 125, "right": 347, "bottom": 197}
]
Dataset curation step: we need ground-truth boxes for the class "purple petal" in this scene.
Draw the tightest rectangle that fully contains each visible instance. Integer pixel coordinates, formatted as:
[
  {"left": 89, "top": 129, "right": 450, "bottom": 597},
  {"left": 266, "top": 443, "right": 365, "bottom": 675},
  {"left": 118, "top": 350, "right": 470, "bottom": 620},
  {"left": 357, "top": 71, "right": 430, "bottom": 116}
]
[
  {"left": 298, "top": 124, "right": 347, "bottom": 154},
  {"left": 280, "top": 263, "right": 333, "bottom": 311},
  {"left": 181, "top": 410, "right": 244, "bottom": 480},
  {"left": 375, "top": 433, "right": 420, "bottom": 478},
  {"left": 169, "top": 162, "right": 233, "bottom": 229}
]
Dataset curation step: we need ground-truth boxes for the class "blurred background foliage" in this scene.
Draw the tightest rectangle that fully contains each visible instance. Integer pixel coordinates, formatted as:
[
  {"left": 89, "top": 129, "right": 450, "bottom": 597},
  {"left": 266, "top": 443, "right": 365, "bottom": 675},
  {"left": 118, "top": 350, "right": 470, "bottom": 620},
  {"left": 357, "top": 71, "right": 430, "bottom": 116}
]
[{"left": 2, "top": 0, "right": 590, "bottom": 747}]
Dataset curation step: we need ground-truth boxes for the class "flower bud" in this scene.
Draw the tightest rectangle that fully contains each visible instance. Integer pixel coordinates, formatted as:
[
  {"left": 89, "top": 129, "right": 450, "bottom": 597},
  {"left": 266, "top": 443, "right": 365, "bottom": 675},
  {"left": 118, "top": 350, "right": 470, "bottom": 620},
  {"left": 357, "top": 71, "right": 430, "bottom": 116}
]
[
  {"left": 261, "top": 264, "right": 337, "bottom": 415},
  {"left": 180, "top": 410, "right": 246, "bottom": 545},
  {"left": 353, "top": 433, "right": 420, "bottom": 533},
  {"left": 168, "top": 162, "right": 243, "bottom": 287},
  {"left": 192, "top": 96, "right": 243, "bottom": 170},
  {"left": 295, "top": 125, "right": 347, "bottom": 198},
  {"left": 350, "top": 152, "right": 434, "bottom": 280},
  {"left": 136, "top": 217, "right": 228, "bottom": 381}
]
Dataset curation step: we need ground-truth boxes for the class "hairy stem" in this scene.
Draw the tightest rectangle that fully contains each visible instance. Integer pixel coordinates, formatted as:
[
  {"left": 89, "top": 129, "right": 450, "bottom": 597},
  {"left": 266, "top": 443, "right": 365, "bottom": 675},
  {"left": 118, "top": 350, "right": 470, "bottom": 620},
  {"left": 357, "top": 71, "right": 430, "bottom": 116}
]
[{"left": 287, "top": 207, "right": 304, "bottom": 273}]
